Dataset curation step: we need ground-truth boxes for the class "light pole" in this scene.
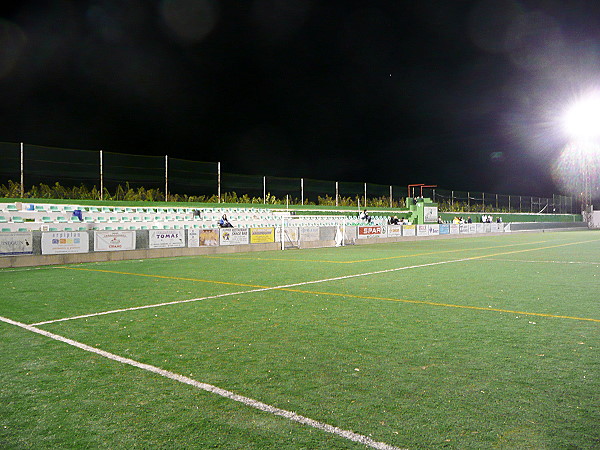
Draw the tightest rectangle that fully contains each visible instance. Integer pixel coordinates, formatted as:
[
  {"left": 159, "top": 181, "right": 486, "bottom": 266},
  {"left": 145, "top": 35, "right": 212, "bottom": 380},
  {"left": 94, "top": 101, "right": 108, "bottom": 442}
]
[{"left": 562, "top": 91, "right": 600, "bottom": 222}]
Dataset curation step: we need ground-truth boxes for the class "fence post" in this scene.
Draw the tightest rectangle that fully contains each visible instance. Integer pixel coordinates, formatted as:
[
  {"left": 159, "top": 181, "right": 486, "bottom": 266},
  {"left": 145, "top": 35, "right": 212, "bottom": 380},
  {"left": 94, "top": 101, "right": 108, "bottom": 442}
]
[
  {"left": 482, "top": 192, "right": 485, "bottom": 210},
  {"left": 364, "top": 183, "right": 367, "bottom": 208},
  {"left": 217, "top": 161, "right": 221, "bottom": 203},
  {"left": 100, "top": 150, "right": 104, "bottom": 201},
  {"left": 390, "top": 185, "right": 393, "bottom": 208},
  {"left": 165, "top": 155, "right": 168, "bottom": 202},
  {"left": 263, "top": 176, "right": 266, "bottom": 204},
  {"left": 301, "top": 178, "right": 304, "bottom": 205},
  {"left": 468, "top": 192, "right": 470, "bottom": 210},
  {"left": 20, "top": 142, "right": 24, "bottom": 198},
  {"left": 496, "top": 193, "right": 498, "bottom": 210},
  {"left": 336, "top": 181, "right": 339, "bottom": 207},
  {"left": 451, "top": 190, "right": 454, "bottom": 208}
]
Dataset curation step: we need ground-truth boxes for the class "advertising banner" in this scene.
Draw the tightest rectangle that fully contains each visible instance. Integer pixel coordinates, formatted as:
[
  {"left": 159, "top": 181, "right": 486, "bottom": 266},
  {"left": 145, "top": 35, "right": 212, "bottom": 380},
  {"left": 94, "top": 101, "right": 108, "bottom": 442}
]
[
  {"left": 402, "top": 224, "right": 416, "bottom": 236},
  {"left": 220, "top": 227, "right": 249, "bottom": 246},
  {"left": 358, "top": 225, "right": 383, "bottom": 238},
  {"left": 94, "top": 230, "right": 135, "bottom": 251},
  {"left": 484, "top": 223, "right": 492, "bottom": 233},
  {"left": 449, "top": 224, "right": 460, "bottom": 234},
  {"left": 0, "top": 232, "right": 33, "bottom": 256},
  {"left": 427, "top": 224, "right": 440, "bottom": 236},
  {"left": 276, "top": 226, "right": 299, "bottom": 243},
  {"left": 417, "top": 225, "right": 428, "bottom": 236},
  {"left": 300, "top": 226, "right": 320, "bottom": 241},
  {"left": 491, "top": 223, "right": 503, "bottom": 233},
  {"left": 387, "top": 225, "right": 402, "bottom": 237},
  {"left": 149, "top": 229, "right": 185, "bottom": 249},
  {"left": 476, "top": 223, "right": 485, "bottom": 233},
  {"left": 459, "top": 224, "right": 470, "bottom": 234},
  {"left": 439, "top": 224, "right": 450, "bottom": 235},
  {"left": 188, "top": 228, "right": 200, "bottom": 247},
  {"left": 469, "top": 224, "right": 477, "bottom": 233},
  {"left": 42, "top": 231, "right": 89, "bottom": 255},
  {"left": 200, "top": 229, "right": 220, "bottom": 246},
  {"left": 424, "top": 206, "right": 438, "bottom": 223},
  {"left": 250, "top": 227, "right": 275, "bottom": 244}
]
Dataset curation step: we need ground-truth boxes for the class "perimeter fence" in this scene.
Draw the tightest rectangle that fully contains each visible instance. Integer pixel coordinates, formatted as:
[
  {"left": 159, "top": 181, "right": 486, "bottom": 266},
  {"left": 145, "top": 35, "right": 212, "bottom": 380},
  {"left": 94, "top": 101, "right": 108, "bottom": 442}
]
[{"left": 0, "top": 142, "right": 576, "bottom": 213}]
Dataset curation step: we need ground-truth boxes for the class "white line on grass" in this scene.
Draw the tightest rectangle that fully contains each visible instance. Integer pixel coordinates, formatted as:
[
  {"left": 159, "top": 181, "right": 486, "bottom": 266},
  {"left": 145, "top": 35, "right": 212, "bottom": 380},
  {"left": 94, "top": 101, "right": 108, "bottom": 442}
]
[
  {"left": 1, "top": 315, "right": 404, "bottom": 450},
  {"left": 483, "top": 258, "right": 600, "bottom": 265},
  {"left": 32, "top": 256, "right": 475, "bottom": 326}
]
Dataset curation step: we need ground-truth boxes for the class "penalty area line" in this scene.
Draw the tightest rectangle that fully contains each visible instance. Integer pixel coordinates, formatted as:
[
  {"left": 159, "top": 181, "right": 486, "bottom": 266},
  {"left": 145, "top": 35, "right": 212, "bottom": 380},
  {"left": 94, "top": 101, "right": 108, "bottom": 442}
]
[{"left": 0, "top": 315, "right": 404, "bottom": 450}]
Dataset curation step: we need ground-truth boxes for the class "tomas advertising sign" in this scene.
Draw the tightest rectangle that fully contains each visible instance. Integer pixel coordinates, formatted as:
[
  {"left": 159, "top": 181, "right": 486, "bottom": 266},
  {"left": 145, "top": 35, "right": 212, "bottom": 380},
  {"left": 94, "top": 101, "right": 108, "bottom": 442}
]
[{"left": 149, "top": 229, "right": 185, "bottom": 248}]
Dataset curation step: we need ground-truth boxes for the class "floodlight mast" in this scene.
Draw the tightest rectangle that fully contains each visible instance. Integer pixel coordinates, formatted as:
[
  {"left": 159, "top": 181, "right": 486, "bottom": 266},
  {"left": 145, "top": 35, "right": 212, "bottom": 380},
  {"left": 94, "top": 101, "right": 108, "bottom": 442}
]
[{"left": 562, "top": 91, "right": 600, "bottom": 216}]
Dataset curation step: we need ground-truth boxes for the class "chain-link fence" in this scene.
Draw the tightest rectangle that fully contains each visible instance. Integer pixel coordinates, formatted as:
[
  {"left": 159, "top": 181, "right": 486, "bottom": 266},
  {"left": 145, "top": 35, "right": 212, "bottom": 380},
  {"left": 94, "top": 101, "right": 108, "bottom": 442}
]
[{"left": 0, "top": 141, "right": 578, "bottom": 213}]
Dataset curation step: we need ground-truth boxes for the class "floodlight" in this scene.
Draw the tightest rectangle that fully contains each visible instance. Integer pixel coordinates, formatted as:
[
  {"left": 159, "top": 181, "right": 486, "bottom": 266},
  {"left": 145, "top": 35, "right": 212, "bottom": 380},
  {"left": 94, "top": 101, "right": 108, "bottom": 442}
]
[{"left": 563, "top": 91, "right": 600, "bottom": 141}]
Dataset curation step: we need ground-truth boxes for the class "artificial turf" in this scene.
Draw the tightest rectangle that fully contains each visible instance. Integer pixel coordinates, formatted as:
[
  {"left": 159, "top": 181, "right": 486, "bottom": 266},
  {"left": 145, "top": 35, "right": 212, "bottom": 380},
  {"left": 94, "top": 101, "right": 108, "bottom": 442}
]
[{"left": 1, "top": 230, "right": 599, "bottom": 448}]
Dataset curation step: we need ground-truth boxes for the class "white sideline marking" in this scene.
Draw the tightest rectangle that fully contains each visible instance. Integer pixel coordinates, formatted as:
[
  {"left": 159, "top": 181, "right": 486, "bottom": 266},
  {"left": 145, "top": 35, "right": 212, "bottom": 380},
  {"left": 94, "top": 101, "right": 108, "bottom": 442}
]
[
  {"left": 32, "top": 256, "right": 474, "bottom": 326},
  {"left": 484, "top": 258, "right": 600, "bottom": 265},
  {"left": 1, "top": 315, "right": 404, "bottom": 450}
]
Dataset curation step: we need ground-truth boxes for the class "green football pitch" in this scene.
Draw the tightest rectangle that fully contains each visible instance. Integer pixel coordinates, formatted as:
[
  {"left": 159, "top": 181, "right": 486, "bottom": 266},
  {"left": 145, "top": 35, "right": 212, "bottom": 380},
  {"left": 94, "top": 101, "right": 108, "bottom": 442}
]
[{"left": 1, "top": 231, "right": 599, "bottom": 449}]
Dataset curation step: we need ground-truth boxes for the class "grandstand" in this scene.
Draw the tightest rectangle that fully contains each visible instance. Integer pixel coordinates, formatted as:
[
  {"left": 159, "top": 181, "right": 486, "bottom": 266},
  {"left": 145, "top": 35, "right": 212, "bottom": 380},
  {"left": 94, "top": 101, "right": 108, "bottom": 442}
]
[{"left": 0, "top": 201, "right": 406, "bottom": 233}]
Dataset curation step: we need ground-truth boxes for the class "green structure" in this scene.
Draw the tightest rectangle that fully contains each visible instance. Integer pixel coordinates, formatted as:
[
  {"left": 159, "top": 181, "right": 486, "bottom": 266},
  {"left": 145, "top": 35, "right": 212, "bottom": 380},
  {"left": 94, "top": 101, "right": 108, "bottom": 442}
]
[{"left": 406, "top": 197, "right": 439, "bottom": 224}]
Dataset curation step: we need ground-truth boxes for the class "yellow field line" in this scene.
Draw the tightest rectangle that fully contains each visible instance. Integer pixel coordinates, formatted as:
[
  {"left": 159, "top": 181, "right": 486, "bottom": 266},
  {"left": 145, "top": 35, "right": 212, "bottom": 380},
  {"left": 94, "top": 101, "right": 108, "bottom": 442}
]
[
  {"left": 277, "top": 288, "right": 600, "bottom": 323},
  {"left": 63, "top": 267, "right": 269, "bottom": 289},
  {"left": 199, "top": 240, "right": 549, "bottom": 264},
  {"left": 59, "top": 238, "right": 600, "bottom": 324}
]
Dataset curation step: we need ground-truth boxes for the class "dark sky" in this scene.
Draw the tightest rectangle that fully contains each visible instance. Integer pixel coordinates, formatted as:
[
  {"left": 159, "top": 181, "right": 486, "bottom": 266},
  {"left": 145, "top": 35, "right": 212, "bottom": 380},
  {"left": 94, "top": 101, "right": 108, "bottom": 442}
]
[{"left": 1, "top": 0, "right": 600, "bottom": 197}]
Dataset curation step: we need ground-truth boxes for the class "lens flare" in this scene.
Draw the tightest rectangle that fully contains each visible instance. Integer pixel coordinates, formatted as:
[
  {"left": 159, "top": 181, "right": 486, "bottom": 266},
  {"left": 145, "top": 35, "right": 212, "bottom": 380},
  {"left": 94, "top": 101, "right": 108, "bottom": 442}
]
[
  {"left": 563, "top": 91, "right": 600, "bottom": 140},
  {"left": 552, "top": 141, "right": 600, "bottom": 197}
]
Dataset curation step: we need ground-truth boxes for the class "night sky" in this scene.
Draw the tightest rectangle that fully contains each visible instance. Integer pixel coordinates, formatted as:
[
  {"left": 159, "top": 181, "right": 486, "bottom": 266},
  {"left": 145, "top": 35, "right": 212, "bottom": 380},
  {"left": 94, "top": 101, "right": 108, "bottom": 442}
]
[{"left": 1, "top": 0, "right": 600, "bottom": 197}]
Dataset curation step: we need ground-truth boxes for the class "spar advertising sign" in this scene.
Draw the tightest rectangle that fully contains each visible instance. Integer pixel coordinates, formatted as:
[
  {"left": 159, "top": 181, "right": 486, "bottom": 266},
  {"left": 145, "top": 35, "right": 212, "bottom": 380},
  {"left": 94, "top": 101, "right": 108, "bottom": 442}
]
[
  {"left": 358, "top": 225, "right": 383, "bottom": 238},
  {"left": 220, "top": 228, "right": 249, "bottom": 246},
  {"left": 149, "top": 229, "right": 185, "bottom": 248},
  {"left": 0, "top": 232, "right": 33, "bottom": 256},
  {"left": 94, "top": 230, "right": 135, "bottom": 251},
  {"left": 41, "top": 231, "right": 89, "bottom": 255}
]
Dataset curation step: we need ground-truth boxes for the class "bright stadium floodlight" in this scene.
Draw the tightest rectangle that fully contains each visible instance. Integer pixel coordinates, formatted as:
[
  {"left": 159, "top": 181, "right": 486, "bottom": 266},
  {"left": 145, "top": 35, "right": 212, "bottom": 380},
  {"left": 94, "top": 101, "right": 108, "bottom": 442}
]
[
  {"left": 561, "top": 90, "right": 600, "bottom": 219},
  {"left": 563, "top": 91, "right": 600, "bottom": 142}
]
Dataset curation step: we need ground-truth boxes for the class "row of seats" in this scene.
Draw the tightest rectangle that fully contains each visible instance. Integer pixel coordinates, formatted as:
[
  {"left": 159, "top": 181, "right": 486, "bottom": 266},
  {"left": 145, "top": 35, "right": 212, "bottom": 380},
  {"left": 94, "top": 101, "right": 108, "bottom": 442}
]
[{"left": 0, "top": 202, "right": 380, "bottom": 231}]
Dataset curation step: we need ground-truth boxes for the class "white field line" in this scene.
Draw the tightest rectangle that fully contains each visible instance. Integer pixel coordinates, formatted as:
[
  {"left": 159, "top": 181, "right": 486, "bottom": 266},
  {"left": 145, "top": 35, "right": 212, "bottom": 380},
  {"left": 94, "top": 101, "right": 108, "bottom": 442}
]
[
  {"left": 0, "top": 315, "right": 404, "bottom": 450},
  {"left": 483, "top": 258, "right": 600, "bottom": 265},
  {"left": 32, "top": 256, "right": 476, "bottom": 326}
]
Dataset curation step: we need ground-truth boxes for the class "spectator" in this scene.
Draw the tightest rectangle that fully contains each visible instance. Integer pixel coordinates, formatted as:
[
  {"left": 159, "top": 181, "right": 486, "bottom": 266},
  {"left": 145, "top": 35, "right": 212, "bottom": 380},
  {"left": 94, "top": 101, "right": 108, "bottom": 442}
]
[
  {"left": 359, "top": 209, "right": 372, "bottom": 223},
  {"left": 72, "top": 209, "right": 83, "bottom": 221},
  {"left": 218, "top": 214, "right": 233, "bottom": 228}
]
